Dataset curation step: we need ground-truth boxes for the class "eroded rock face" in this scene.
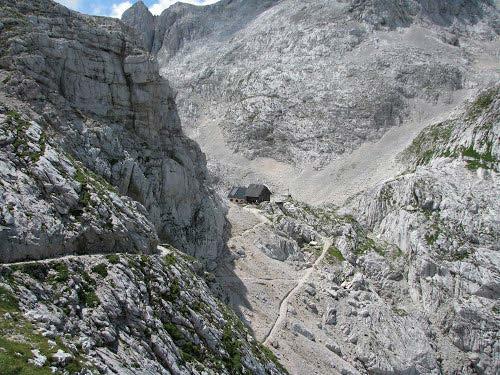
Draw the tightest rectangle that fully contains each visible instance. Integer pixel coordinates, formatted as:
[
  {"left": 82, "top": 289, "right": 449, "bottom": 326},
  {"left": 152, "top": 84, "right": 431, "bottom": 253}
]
[
  {"left": 217, "top": 88, "right": 499, "bottom": 375},
  {"left": 0, "top": 107, "right": 158, "bottom": 262},
  {"left": 123, "top": 0, "right": 497, "bottom": 169},
  {"left": 0, "top": 0, "right": 226, "bottom": 267},
  {"left": 0, "top": 250, "right": 287, "bottom": 374},
  {"left": 342, "top": 87, "right": 499, "bottom": 374}
]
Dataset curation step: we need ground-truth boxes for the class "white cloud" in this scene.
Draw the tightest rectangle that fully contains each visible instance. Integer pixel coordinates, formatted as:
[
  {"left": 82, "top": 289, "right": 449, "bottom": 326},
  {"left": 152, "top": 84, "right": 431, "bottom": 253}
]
[
  {"left": 150, "top": 0, "right": 220, "bottom": 15},
  {"left": 55, "top": 0, "right": 81, "bottom": 9},
  {"left": 110, "top": 1, "right": 133, "bottom": 18}
]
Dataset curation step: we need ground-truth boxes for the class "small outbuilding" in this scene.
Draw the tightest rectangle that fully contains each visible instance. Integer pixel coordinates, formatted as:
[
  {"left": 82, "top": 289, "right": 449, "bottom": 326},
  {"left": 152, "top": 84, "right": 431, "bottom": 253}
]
[
  {"left": 245, "top": 184, "right": 272, "bottom": 204},
  {"left": 228, "top": 186, "right": 247, "bottom": 204}
]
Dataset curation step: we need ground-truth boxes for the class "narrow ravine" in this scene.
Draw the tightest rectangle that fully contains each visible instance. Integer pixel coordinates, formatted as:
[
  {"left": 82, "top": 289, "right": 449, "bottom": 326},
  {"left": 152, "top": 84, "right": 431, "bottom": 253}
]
[{"left": 263, "top": 237, "right": 333, "bottom": 345}]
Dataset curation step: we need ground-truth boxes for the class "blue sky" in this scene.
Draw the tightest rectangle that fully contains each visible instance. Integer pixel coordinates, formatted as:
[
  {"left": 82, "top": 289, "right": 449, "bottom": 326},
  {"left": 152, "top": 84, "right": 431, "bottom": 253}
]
[{"left": 55, "top": 0, "right": 220, "bottom": 18}]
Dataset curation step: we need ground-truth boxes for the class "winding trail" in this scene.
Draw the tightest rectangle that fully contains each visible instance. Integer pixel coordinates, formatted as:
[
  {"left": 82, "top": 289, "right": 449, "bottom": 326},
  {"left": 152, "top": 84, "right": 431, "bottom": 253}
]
[{"left": 263, "top": 237, "right": 333, "bottom": 345}]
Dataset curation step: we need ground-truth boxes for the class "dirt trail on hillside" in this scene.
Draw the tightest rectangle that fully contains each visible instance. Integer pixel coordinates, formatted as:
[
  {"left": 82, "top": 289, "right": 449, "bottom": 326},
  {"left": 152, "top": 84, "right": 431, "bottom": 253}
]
[{"left": 263, "top": 237, "right": 333, "bottom": 345}]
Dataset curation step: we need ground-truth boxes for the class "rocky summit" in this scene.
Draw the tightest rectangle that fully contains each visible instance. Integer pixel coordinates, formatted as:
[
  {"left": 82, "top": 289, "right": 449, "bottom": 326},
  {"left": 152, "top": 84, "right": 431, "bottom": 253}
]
[{"left": 0, "top": 0, "right": 499, "bottom": 374}]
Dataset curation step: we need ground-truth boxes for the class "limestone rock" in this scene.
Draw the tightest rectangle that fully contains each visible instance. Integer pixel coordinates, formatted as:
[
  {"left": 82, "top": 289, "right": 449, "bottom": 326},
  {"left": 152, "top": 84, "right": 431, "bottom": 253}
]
[
  {"left": 0, "top": 0, "right": 226, "bottom": 267},
  {"left": 0, "top": 251, "right": 287, "bottom": 374}
]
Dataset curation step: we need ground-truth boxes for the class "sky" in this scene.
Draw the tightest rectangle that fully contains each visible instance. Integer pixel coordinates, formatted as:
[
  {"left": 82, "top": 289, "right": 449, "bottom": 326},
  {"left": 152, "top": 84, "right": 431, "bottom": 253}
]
[{"left": 55, "top": 0, "right": 220, "bottom": 18}]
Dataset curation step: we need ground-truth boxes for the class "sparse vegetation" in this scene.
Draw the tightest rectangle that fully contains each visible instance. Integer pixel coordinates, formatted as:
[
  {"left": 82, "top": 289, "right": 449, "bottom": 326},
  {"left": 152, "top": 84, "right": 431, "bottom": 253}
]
[
  {"left": 325, "top": 246, "right": 345, "bottom": 263},
  {"left": 0, "top": 285, "right": 84, "bottom": 374},
  {"left": 0, "top": 286, "right": 18, "bottom": 312},
  {"left": 91, "top": 263, "right": 108, "bottom": 278},
  {"left": 163, "top": 279, "right": 181, "bottom": 302},
  {"left": 461, "top": 143, "right": 496, "bottom": 171},
  {"left": 163, "top": 253, "right": 177, "bottom": 266},
  {"left": 106, "top": 254, "right": 120, "bottom": 264},
  {"left": 400, "top": 121, "right": 454, "bottom": 167},
  {"left": 467, "top": 88, "right": 496, "bottom": 120},
  {"left": 76, "top": 270, "right": 100, "bottom": 308},
  {"left": 50, "top": 262, "right": 70, "bottom": 283}
]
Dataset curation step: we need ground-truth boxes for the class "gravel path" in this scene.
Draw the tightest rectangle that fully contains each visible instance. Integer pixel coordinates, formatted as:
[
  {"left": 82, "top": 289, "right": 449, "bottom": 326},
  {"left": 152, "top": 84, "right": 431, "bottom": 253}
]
[{"left": 263, "top": 237, "right": 333, "bottom": 345}]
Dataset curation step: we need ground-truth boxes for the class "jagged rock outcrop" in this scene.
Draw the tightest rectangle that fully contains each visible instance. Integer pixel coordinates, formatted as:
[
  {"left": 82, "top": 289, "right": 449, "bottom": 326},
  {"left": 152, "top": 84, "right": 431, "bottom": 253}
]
[
  {"left": 0, "top": 0, "right": 226, "bottom": 267},
  {"left": 123, "top": 0, "right": 498, "bottom": 172},
  {"left": 342, "top": 87, "right": 499, "bottom": 374},
  {"left": 0, "top": 248, "right": 287, "bottom": 374},
  {"left": 216, "top": 88, "right": 499, "bottom": 374},
  {"left": 0, "top": 106, "right": 158, "bottom": 262},
  {"left": 122, "top": 1, "right": 156, "bottom": 51}
]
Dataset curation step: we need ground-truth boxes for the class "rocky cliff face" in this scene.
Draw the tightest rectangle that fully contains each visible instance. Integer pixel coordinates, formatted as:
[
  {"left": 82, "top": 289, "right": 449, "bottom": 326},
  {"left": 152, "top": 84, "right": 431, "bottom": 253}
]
[
  {"left": 0, "top": 248, "right": 287, "bottom": 374},
  {"left": 123, "top": 0, "right": 498, "bottom": 171},
  {"left": 342, "top": 86, "right": 499, "bottom": 374},
  {"left": 0, "top": 0, "right": 226, "bottom": 267},
  {"left": 216, "top": 87, "right": 498, "bottom": 375},
  {"left": 0, "top": 1, "right": 289, "bottom": 373}
]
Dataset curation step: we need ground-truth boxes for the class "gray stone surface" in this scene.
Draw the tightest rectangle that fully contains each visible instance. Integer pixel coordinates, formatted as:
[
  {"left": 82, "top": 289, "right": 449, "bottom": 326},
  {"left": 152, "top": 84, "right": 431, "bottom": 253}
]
[
  {"left": 124, "top": 0, "right": 497, "bottom": 169},
  {"left": 0, "top": 250, "right": 287, "bottom": 374},
  {"left": 245, "top": 87, "right": 499, "bottom": 374},
  {"left": 0, "top": 0, "right": 226, "bottom": 267}
]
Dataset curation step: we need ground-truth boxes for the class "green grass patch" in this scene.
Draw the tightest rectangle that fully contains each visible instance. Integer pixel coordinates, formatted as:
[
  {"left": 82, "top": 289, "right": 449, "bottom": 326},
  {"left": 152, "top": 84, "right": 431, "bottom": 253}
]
[
  {"left": 105, "top": 254, "right": 120, "bottom": 264},
  {"left": 325, "top": 246, "right": 344, "bottom": 263},
  {"left": 0, "top": 335, "right": 53, "bottom": 375},
  {"left": 0, "top": 287, "right": 84, "bottom": 374},
  {"left": 467, "top": 88, "right": 497, "bottom": 120},
  {"left": 163, "top": 253, "right": 176, "bottom": 266},
  {"left": 0, "top": 286, "right": 18, "bottom": 312},
  {"left": 91, "top": 263, "right": 108, "bottom": 278}
]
